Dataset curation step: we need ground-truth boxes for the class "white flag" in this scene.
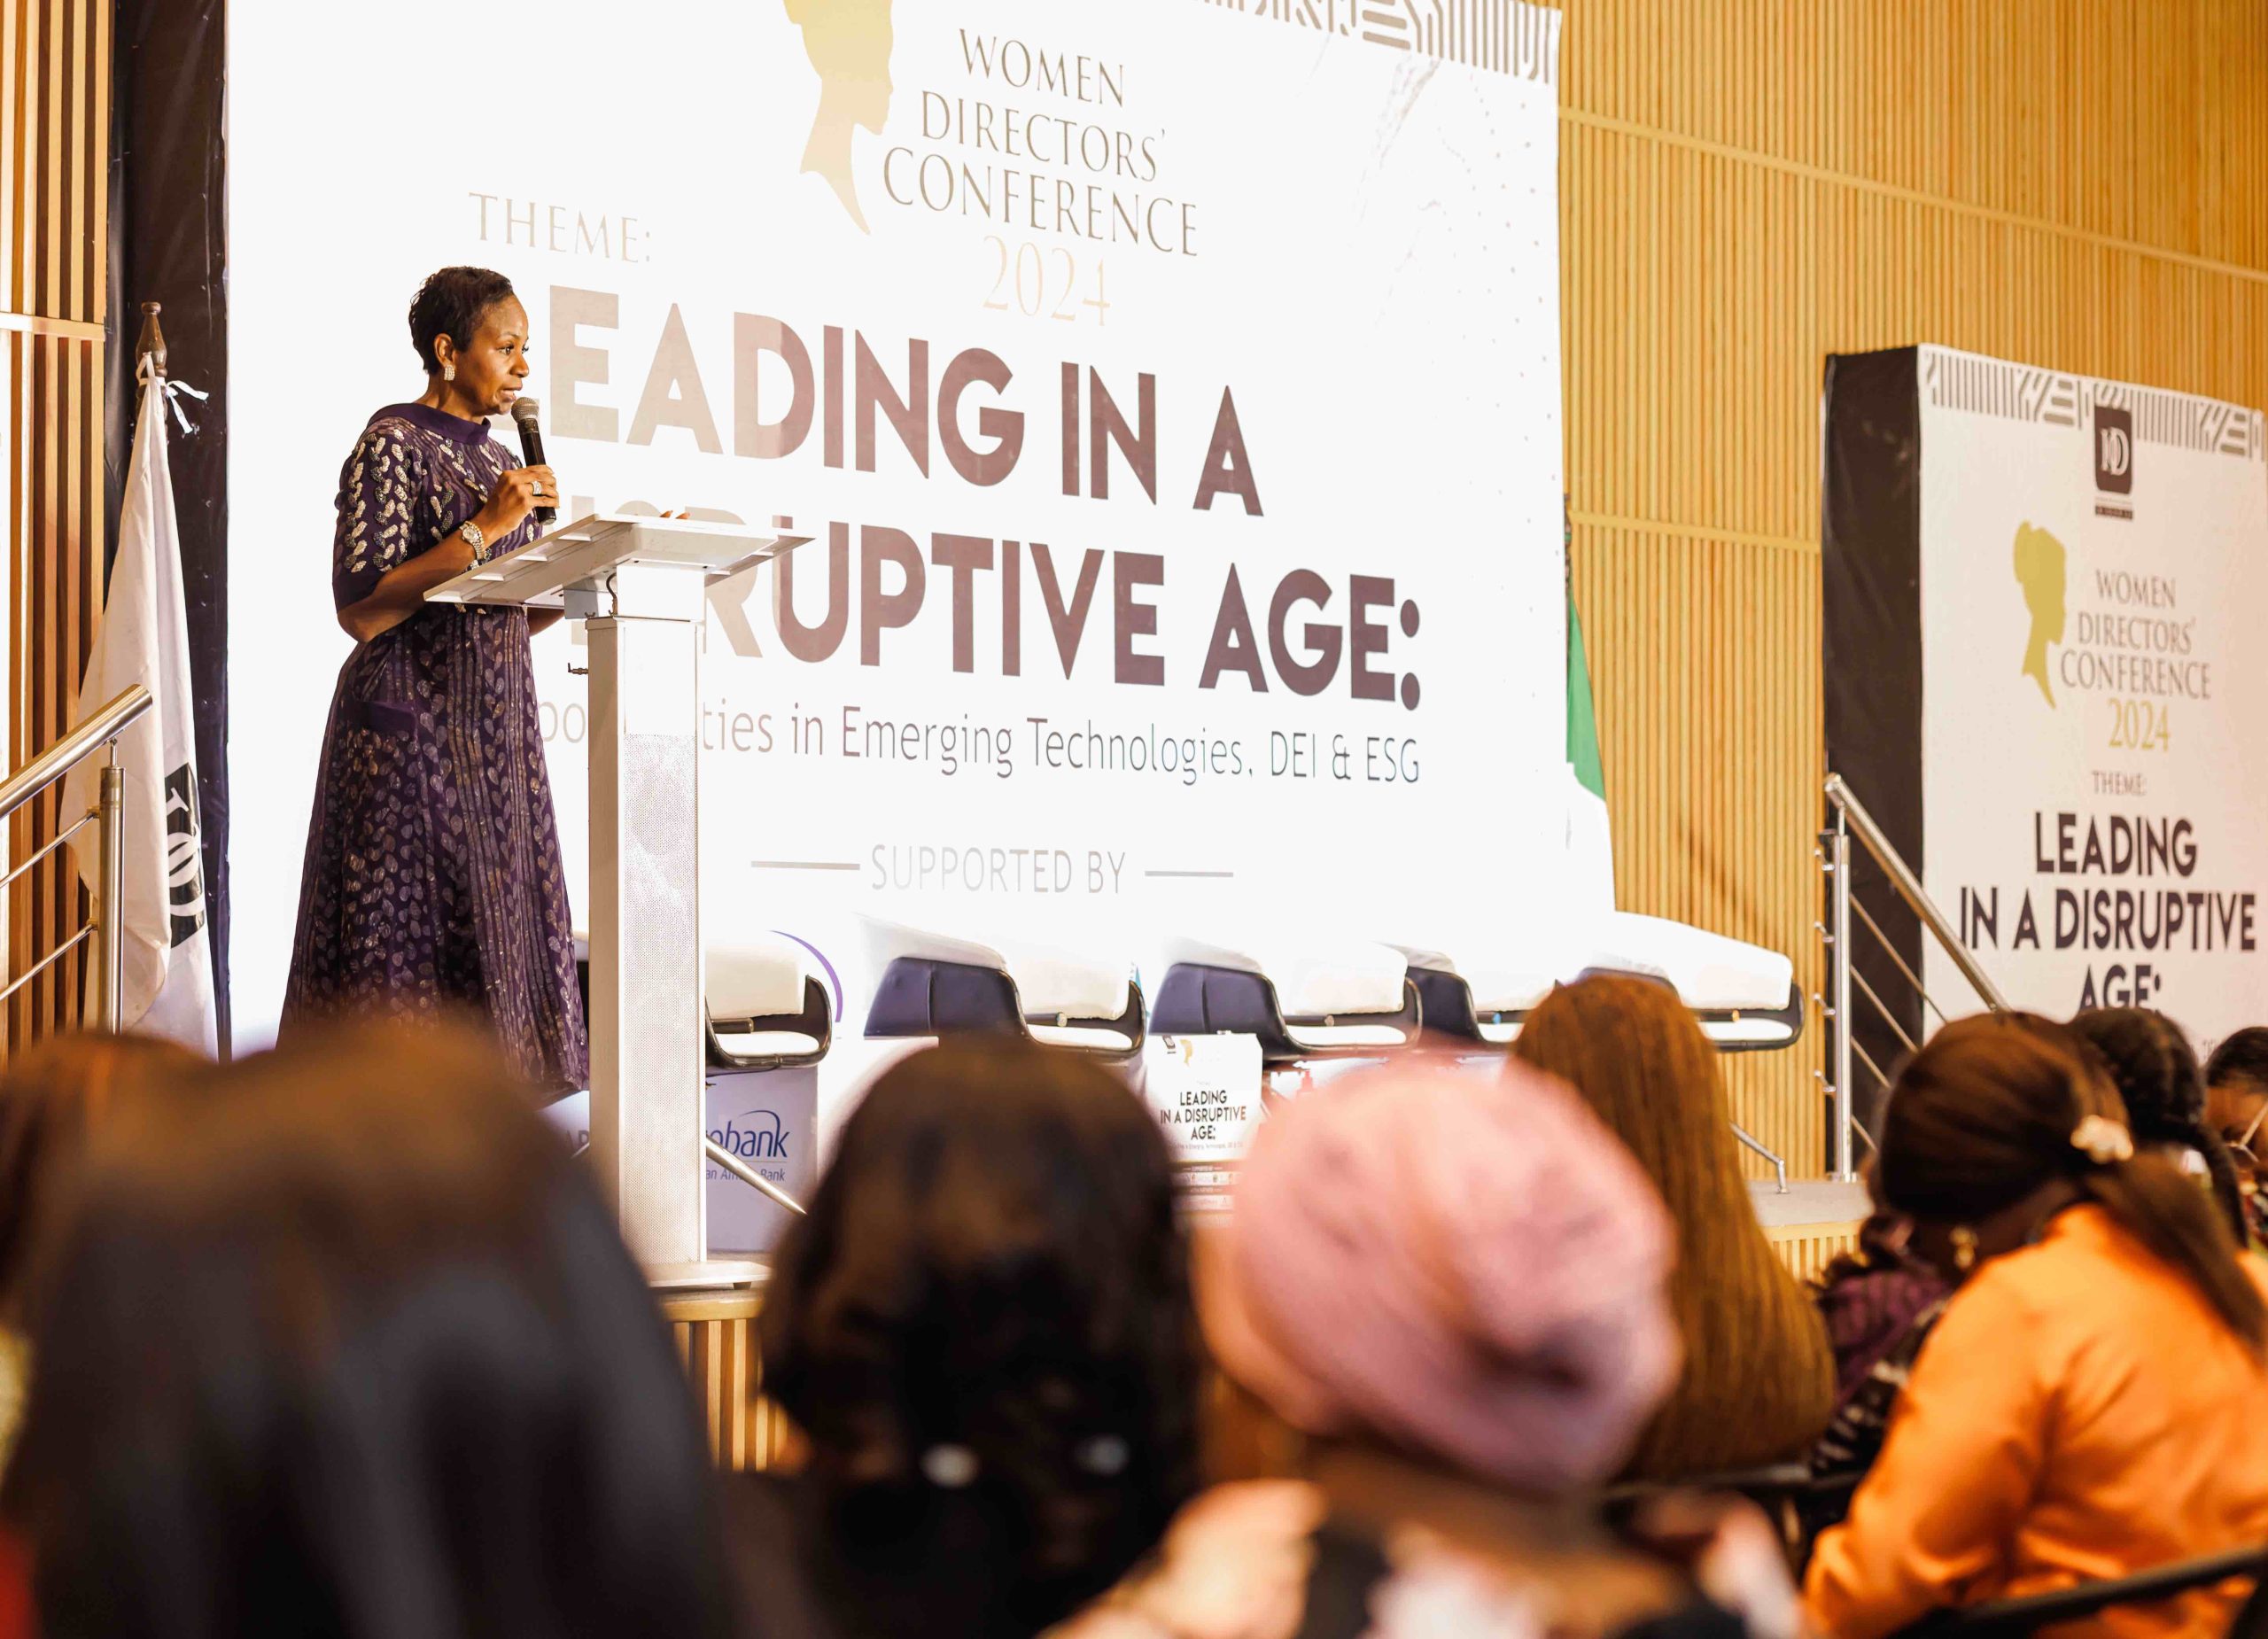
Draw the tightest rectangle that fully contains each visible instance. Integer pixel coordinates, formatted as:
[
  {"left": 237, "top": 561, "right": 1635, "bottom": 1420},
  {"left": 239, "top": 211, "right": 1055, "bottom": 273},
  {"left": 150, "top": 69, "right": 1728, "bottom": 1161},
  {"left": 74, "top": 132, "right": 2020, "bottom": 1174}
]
[{"left": 61, "top": 361, "right": 217, "bottom": 1053}]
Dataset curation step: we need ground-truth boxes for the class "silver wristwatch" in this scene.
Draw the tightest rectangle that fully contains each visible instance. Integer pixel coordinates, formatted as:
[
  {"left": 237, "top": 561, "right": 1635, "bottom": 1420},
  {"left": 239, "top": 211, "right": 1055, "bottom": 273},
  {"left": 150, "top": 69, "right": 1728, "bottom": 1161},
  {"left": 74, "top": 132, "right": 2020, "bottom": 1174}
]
[{"left": 458, "top": 519, "right": 485, "bottom": 555}]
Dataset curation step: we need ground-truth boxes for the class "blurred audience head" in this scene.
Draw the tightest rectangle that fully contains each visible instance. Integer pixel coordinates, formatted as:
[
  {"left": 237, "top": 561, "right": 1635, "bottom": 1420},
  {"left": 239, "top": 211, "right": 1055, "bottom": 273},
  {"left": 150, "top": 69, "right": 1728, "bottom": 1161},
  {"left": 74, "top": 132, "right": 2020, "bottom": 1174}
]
[
  {"left": 1511, "top": 972, "right": 1836, "bottom": 1478},
  {"left": 0, "top": 1032, "right": 203, "bottom": 1323},
  {"left": 2205, "top": 1026, "right": 2268, "bottom": 1159},
  {"left": 758, "top": 1037, "right": 1199, "bottom": 1627},
  {"left": 1880, "top": 1012, "right": 2264, "bottom": 1345},
  {"left": 0, "top": 1021, "right": 737, "bottom": 1639},
  {"left": 1814, "top": 1160, "right": 1930, "bottom": 1286},
  {"left": 2069, "top": 1006, "right": 2245, "bottom": 1242},
  {"left": 1512, "top": 972, "right": 1749, "bottom": 1236},
  {"left": 1202, "top": 1056, "right": 1677, "bottom": 1492}
]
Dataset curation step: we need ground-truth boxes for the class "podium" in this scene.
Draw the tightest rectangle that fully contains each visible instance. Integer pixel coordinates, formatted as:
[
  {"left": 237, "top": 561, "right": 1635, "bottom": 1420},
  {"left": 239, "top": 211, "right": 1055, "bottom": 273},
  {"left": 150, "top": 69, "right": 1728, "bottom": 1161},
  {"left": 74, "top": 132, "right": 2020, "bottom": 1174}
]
[{"left": 429, "top": 512, "right": 804, "bottom": 1288}]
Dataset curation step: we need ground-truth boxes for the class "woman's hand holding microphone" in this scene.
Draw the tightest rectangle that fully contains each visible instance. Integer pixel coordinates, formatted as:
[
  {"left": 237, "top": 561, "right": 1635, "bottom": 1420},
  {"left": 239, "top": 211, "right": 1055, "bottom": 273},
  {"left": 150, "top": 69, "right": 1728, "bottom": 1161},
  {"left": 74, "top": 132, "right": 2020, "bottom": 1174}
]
[{"left": 468, "top": 464, "right": 558, "bottom": 558}]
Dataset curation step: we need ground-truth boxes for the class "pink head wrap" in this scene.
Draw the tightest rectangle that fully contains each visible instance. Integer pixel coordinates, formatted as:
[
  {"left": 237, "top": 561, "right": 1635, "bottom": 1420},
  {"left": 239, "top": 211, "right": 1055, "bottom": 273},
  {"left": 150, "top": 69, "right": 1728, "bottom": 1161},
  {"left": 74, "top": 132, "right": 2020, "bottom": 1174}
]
[{"left": 1201, "top": 1058, "right": 1680, "bottom": 1492}]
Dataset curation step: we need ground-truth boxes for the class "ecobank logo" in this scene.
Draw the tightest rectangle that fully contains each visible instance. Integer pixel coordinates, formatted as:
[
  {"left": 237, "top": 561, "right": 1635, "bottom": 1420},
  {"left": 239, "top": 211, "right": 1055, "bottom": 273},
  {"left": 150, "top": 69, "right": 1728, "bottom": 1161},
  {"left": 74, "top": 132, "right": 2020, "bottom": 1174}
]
[
  {"left": 2093, "top": 403, "right": 2134, "bottom": 521},
  {"left": 710, "top": 1108, "right": 792, "bottom": 1161}
]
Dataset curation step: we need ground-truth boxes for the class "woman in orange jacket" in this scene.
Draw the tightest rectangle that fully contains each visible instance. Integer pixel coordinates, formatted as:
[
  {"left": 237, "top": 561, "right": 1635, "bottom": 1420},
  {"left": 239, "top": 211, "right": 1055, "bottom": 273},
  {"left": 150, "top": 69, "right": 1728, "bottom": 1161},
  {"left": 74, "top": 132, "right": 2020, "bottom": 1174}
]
[{"left": 1805, "top": 1014, "right": 2268, "bottom": 1639}]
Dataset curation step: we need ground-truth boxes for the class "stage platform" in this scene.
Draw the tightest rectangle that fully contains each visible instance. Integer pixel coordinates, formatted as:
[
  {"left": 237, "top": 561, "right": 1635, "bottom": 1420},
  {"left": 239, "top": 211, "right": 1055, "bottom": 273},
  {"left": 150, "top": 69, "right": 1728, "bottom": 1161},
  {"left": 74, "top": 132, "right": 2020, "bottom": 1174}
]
[
  {"left": 1751, "top": 1179, "right": 1871, "bottom": 1280},
  {"left": 667, "top": 1179, "right": 1875, "bottom": 1471}
]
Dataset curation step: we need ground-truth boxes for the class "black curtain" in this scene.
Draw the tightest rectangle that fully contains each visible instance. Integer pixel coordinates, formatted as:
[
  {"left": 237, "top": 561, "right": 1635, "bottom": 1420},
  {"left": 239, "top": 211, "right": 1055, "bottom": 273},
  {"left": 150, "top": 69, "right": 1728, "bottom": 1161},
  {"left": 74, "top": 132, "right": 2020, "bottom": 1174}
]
[
  {"left": 1821, "top": 347, "right": 1927, "bottom": 1146},
  {"left": 106, "top": 0, "right": 230, "bottom": 1048}
]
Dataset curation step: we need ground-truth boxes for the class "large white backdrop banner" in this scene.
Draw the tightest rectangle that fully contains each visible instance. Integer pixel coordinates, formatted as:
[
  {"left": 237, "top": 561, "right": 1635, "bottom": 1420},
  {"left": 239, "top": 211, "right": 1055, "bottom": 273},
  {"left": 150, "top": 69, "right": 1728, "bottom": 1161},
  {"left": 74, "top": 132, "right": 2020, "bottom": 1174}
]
[
  {"left": 229, "top": 0, "right": 1568, "bottom": 1050},
  {"left": 1920, "top": 344, "right": 2268, "bottom": 1042}
]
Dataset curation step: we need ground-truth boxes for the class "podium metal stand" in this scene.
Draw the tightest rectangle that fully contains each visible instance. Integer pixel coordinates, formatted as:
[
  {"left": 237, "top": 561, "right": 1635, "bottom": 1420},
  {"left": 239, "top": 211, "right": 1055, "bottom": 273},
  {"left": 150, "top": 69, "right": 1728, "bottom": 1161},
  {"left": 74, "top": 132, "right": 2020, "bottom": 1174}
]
[{"left": 429, "top": 512, "right": 802, "bottom": 1288}]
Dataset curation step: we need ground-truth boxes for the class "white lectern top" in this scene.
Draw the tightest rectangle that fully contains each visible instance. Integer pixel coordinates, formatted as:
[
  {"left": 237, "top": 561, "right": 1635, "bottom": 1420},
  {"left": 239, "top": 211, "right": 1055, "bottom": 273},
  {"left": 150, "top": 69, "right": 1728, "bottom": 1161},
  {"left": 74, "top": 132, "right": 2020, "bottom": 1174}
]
[{"left": 426, "top": 511, "right": 791, "bottom": 610}]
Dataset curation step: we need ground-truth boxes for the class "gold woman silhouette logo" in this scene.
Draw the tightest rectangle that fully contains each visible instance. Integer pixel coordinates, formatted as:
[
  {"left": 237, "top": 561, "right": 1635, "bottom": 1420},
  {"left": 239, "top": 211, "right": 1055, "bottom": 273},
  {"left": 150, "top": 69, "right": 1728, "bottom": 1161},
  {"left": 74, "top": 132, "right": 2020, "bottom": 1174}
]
[
  {"left": 2012, "top": 521, "right": 2066, "bottom": 707},
  {"left": 784, "top": 0, "right": 896, "bottom": 233}
]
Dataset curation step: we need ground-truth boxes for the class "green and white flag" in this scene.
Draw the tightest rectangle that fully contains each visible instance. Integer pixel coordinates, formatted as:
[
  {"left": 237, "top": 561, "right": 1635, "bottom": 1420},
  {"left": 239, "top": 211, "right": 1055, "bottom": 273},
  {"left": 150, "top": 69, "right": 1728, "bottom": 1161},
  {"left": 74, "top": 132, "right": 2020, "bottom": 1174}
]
[{"left": 1565, "top": 579, "right": 1616, "bottom": 919}]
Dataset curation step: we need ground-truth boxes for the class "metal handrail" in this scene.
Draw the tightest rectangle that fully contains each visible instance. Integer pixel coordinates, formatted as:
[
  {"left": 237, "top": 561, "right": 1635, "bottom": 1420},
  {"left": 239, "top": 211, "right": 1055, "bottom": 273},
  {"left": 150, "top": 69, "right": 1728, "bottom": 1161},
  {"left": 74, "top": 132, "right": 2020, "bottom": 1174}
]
[
  {"left": 1731, "top": 1122, "right": 1789, "bottom": 1192},
  {"left": 704, "top": 1138, "right": 808, "bottom": 1216},
  {"left": 1825, "top": 774, "right": 2008, "bottom": 1011},
  {"left": 1851, "top": 964, "right": 1919, "bottom": 1056},
  {"left": 0, "top": 925, "right": 94, "bottom": 1006},
  {"left": 576, "top": 1133, "right": 809, "bottom": 1218},
  {"left": 1821, "top": 773, "right": 2010, "bottom": 1182},
  {"left": 0, "top": 684, "right": 153, "bottom": 1033},
  {"left": 0, "top": 809, "right": 96, "bottom": 890},
  {"left": 0, "top": 687, "right": 151, "bottom": 823},
  {"left": 1851, "top": 894, "right": 1947, "bottom": 1026}
]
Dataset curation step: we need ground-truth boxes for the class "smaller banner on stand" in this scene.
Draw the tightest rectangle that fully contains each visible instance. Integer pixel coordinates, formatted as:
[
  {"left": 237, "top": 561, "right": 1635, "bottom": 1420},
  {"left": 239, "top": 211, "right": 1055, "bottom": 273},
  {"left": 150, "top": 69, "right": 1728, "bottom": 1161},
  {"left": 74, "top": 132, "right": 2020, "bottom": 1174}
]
[{"left": 1825, "top": 344, "right": 2268, "bottom": 1055}]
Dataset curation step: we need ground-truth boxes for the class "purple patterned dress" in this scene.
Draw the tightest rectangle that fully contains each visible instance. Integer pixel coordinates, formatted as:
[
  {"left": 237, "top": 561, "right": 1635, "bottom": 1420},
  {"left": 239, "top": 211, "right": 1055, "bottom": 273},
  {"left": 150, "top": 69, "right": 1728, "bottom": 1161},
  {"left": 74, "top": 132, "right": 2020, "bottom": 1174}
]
[{"left": 280, "top": 402, "right": 587, "bottom": 1095}]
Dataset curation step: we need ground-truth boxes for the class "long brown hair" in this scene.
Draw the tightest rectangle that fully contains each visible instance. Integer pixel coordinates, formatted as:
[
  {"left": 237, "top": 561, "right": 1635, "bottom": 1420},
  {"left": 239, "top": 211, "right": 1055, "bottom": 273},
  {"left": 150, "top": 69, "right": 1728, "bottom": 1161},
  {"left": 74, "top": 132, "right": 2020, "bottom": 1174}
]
[
  {"left": 1880, "top": 1013, "right": 2267, "bottom": 1348},
  {"left": 1511, "top": 974, "right": 1834, "bottom": 1480}
]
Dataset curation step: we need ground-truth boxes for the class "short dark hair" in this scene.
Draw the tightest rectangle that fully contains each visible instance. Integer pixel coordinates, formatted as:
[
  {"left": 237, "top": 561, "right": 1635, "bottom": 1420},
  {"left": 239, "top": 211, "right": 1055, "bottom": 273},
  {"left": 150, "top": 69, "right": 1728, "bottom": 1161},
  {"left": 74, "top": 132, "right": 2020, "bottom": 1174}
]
[
  {"left": 758, "top": 1038, "right": 1200, "bottom": 1633},
  {"left": 2206, "top": 1027, "right": 2268, "bottom": 1091},
  {"left": 408, "top": 265, "right": 517, "bottom": 376},
  {"left": 0, "top": 1021, "right": 739, "bottom": 1639},
  {"left": 1882, "top": 1013, "right": 2265, "bottom": 1345}
]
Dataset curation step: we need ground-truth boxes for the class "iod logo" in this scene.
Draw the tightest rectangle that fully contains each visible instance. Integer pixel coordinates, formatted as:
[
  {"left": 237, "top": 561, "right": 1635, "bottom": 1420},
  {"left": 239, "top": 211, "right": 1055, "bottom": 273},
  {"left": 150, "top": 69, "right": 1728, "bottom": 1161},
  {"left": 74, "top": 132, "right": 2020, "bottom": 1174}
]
[{"left": 2094, "top": 403, "right": 2133, "bottom": 511}]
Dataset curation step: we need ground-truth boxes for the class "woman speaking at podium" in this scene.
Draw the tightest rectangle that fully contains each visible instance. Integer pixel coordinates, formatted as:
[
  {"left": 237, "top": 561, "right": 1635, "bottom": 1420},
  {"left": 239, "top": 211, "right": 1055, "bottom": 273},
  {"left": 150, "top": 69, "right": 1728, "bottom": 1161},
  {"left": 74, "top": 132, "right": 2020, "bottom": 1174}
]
[{"left": 279, "top": 267, "right": 587, "bottom": 1096}]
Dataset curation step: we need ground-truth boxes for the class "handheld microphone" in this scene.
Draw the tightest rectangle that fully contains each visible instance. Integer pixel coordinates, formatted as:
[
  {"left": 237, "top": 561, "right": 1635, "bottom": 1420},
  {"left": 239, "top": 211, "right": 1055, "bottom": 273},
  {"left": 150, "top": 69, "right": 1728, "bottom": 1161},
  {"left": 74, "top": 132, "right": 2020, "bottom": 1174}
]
[{"left": 511, "top": 396, "right": 556, "bottom": 527}]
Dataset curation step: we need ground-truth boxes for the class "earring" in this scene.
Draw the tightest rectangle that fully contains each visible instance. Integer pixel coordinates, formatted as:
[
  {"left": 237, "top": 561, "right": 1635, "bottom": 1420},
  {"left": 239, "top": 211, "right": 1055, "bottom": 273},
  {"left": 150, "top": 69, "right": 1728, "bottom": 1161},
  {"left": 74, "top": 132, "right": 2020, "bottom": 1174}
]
[
  {"left": 442, "top": 362, "right": 455, "bottom": 383},
  {"left": 1950, "top": 1225, "right": 1978, "bottom": 1272}
]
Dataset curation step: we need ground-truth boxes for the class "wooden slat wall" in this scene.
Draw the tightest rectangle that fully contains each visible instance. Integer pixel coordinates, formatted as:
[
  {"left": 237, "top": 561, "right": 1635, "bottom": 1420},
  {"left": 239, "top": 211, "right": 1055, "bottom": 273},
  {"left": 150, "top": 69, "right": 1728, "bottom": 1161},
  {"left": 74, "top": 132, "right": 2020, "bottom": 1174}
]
[
  {"left": 1766, "top": 1221, "right": 1868, "bottom": 1286},
  {"left": 661, "top": 1290, "right": 795, "bottom": 1472},
  {"left": 2, "top": 0, "right": 109, "bottom": 1047},
  {"left": 1553, "top": 0, "right": 2268, "bottom": 1177}
]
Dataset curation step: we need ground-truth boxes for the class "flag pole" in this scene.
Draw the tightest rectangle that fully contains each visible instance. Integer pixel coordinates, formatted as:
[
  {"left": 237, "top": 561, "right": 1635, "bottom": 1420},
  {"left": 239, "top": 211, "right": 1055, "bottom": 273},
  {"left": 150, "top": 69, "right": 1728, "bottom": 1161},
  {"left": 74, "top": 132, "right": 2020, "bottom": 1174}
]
[
  {"left": 96, "top": 751, "right": 124, "bottom": 1032},
  {"left": 86, "top": 304, "right": 166, "bottom": 1035}
]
